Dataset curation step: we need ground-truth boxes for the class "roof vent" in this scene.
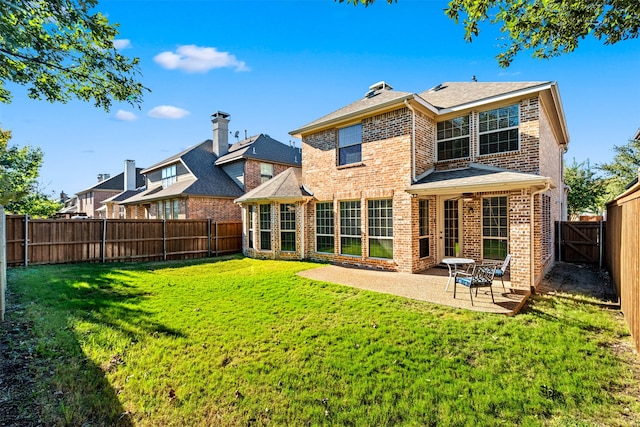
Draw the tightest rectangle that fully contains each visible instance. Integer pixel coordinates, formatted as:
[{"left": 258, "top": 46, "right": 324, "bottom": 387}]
[
  {"left": 427, "top": 83, "right": 444, "bottom": 93},
  {"left": 364, "top": 81, "right": 392, "bottom": 98},
  {"left": 369, "top": 81, "right": 393, "bottom": 91}
]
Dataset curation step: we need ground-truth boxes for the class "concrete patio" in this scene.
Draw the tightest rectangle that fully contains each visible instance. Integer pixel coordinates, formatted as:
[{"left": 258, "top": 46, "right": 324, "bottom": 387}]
[{"left": 298, "top": 264, "right": 530, "bottom": 315}]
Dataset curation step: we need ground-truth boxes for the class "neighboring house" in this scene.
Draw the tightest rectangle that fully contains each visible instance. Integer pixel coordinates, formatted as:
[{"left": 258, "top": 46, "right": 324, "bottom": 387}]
[
  {"left": 75, "top": 166, "right": 145, "bottom": 218},
  {"left": 236, "top": 81, "right": 570, "bottom": 290},
  {"left": 121, "top": 112, "right": 301, "bottom": 220},
  {"left": 54, "top": 193, "right": 82, "bottom": 219},
  {"left": 101, "top": 160, "right": 144, "bottom": 219}
]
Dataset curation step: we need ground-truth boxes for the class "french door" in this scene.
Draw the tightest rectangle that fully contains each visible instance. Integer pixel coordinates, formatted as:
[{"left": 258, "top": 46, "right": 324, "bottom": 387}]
[{"left": 438, "top": 197, "right": 462, "bottom": 260}]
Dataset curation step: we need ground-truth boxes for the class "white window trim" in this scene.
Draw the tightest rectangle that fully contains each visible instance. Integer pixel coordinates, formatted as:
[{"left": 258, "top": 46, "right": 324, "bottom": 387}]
[{"left": 477, "top": 104, "right": 520, "bottom": 156}]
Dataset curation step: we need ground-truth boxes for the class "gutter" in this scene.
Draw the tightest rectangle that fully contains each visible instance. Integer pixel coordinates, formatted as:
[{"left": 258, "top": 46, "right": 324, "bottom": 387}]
[
  {"left": 530, "top": 181, "right": 551, "bottom": 291},
  {"left": 404, "top": 100, "right": 416, "bottom": 182}
]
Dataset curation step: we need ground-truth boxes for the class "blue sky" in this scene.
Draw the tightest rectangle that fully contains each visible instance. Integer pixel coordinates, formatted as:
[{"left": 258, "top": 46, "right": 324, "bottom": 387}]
[{"left": 1, "top": 0, "right": 639, "bottom": 197}]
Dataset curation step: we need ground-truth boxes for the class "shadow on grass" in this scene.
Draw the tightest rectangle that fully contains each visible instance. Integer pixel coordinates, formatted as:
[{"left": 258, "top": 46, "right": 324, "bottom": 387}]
[{"left": 7, "top": 263, "right": 189, "bottom": 425}]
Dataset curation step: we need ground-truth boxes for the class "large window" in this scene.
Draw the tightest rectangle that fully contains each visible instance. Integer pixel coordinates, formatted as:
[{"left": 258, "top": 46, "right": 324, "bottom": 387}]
[
  {"left": 248, "top": 205, "right": 255, "bottom": 249},
  {"left": 340, "top": 200, "right": 361, "bottom": 256},
  {"left": 259, "top": 204, "right": 271, "bottom": 251},
  {"left": 368, "top": 199, "right": 393, "bottom": 259},
  {"left": 338, "top": 124, "right": 362, "bottom": 166},
  {"left": 419, "top": 199, "right": 430, "bottom": 258},
  {"left": 437, "top": 115, "right": 470, "bottom": 161},
  {"left": 479, "top": 104, "right": 519, "bottom": 155},
  {"left": 483, "top": 196, "right": 508, "bottom": 260},
  {"left": 162, "top": 164, "right": 177, "bottom": 188},
  {"left": 280, "top": 204, "right": 296, "bottom": 252},
  {"left": 316, "top": 202, "right": 334, "bottom": 253},
  {"left": 172, "top": 200, "right": 180, "bottom": 219},
  {"left": 260, "top": 163, "right": 274, "bottom": 184}
]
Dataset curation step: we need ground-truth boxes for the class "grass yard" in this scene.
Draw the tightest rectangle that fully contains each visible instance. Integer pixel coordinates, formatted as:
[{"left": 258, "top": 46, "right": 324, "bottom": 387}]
[{"left": 3, "top": 255, "right": 639, "bottom": 426}]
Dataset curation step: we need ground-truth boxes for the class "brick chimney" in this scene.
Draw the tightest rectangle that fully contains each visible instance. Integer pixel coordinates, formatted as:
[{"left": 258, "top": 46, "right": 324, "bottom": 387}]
[
  {"left": 211, "top": 111, "right": 230, "bottom": 157},
  {"left": 124, "top": 159, "right": 136, "bottom": 191}
]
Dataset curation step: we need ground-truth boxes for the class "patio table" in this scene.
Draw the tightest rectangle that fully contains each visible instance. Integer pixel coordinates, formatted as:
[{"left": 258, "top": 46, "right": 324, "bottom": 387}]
[{"left": 442, "top": 257, "right": 475, "bottom": 291}]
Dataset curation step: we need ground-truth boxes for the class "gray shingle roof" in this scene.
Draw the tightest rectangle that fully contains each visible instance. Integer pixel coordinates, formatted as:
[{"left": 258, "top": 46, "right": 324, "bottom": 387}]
[
  {"left": 102, "top": 190, "right": 142, "bottom": 203},
  {"left": 235, "top": 167, "right": 311, "bottom": 203},
  {"left": 123, "top": 140, "right": 244, "bottom": 204},
  {"left": 215, "top": 134, "right": 301, "bottom": 166},
  {"left": 76, "top": 168, "right": 145, "bottom": 194}
]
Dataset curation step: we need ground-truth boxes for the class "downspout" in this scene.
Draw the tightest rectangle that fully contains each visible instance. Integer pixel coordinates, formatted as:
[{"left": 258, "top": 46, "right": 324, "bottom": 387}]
[
  {"left": 404, "top": 100, "right": 416, "bottom": 182},
  {"left": 530, "top": 181, "right": 551, "bottom": 291}
]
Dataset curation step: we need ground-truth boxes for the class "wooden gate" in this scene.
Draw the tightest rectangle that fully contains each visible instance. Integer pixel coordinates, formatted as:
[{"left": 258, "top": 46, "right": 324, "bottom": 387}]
[{"left": 556, "top": 221, "right": 605, "bottom": 266}]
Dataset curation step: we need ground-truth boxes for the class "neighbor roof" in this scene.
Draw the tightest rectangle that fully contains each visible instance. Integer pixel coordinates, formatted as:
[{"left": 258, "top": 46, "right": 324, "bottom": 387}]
[
  {"left": 123, "top": 140, "right": 243, "bottom": 204},
  {"left": 215, "top": 134, "right": 301, "bottom": 167},
  {"left": 407, "top": 163, "right": 556, "bottom": 195},
  {"left": 76, "top": 168, "right": 145, "bottom": 194},
  {"left": 235, "top": 167, "right": 312, "bottom": 203}
]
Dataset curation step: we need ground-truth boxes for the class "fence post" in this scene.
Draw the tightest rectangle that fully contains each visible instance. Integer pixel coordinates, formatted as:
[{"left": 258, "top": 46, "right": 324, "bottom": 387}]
[
  {"left": 102, "top": 219, "right": 107, "bottom": 263},
  {"left": 207, "top": 219, "right": 212, "bottom": 257},
  {"left": 24, "top": 214, "right": 29, "bottom": 267},
  {"left": 1, "top": 206, "right": 6, "bottom": 321},
  {"left": 599, "top": 220, "right": 604, "bottom": 270},
  {"left": 215, "top": 222, "right": 219, "bottom": 257},
  {"left": 163, "top": 220, "right": 167, "bottom": 261}
]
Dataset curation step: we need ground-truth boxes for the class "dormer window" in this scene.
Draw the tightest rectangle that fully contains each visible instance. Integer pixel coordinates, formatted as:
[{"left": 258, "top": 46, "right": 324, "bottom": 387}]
[
  {"left": 436, "top": 115, "right": 470, "bottom": 161},
  {"left": 162, "top": 164, "right": 177, "bottom": 188},
  {"left": 479, "top": 104, "right": 519, "bottom": 155},
  {"left": 338, "top": 123, "right": 362, "bottom": 165}
]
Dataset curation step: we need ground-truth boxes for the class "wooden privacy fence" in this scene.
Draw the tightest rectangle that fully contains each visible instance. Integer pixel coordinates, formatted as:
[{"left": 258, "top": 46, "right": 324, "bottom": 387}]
[
  {"left": 555, "top": 221, "right": 606, "bottom": 267},
  {"left": 5, "top": 216, "right": 242, "bottom": 266},
  {"left": 606, "top": 182, "right": 640, "bottom": 355}
]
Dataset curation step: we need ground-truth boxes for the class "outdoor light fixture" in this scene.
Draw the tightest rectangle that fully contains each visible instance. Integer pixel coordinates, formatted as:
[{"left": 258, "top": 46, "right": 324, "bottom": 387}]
[{"left": 462, "top": 193, "right": 474, "bottom": 202}]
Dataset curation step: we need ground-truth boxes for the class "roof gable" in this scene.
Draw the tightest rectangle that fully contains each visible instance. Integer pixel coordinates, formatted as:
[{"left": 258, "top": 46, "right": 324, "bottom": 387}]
[
  {"left": 215, "top": 134, "right": 301, "bottom": 166},
  {"left": 235, "top": 167, "right": 311, "bottom": 203}
]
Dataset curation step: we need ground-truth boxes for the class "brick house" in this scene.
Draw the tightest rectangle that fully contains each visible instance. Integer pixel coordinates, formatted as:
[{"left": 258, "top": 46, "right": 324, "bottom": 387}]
[
  {"left": 121, "top": 112, "right": 301, "bottom": 220},
  {"left": 75, "top": 165, "right": 145, "bottom": 218},
  {"left": 235, "top": 81, "right": 569, "bottom": 290}
]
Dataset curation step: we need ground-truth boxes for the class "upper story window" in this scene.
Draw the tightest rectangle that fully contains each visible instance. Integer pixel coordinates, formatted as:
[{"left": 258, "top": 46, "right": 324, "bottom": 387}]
[
  {"left": 436, "top": 115, "right": 470, "bottom": 161},
  {"left": 162, "top": 164, "right": 177, "bottom": 188},
  {"left": 479, "top": 104, "right": 519, "bottom": 155},
  {"left": 260, "top": 163, "right": 274, "bottom": 184},
  {"left": 338, "top": 124, "right": 362, "bottom": 166}
]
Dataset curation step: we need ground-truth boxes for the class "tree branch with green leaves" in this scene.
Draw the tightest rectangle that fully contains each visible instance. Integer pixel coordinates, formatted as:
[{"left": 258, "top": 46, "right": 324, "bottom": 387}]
[
  {"left": 336, "top": 0, "right": 640, "bottom": 67},
  {"left": 0, "top": 0, "right": 149, "bottom": 111}
]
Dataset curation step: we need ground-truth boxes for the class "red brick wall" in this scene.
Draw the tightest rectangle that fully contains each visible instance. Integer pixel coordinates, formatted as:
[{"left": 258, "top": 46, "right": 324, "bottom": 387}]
[
  {"left": 186, "top": 197, "right": 241, "bottom": 221},
  {"left": 244, "top": 160, "right": 295, "bottom": 192}
]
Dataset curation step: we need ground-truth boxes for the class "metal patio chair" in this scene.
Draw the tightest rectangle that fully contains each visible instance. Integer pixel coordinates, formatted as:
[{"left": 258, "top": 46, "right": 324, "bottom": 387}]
[{"left": 453, "top": 263, "right": 497, "bottom": 306}]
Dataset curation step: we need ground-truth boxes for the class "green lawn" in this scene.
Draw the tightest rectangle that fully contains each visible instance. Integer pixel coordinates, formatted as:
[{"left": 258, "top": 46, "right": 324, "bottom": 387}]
[{"left": 5, "top": 256, "right": 639, "bottom": 426}]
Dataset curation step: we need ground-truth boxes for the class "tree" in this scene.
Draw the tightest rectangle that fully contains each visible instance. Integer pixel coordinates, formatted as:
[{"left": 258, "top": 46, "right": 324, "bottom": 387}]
[
  {"left": 337, "top": 0, "right": 640, "bottom": 67},
  {"left": 5, "top": 190, "right": 62, "bottom": 218},
  {"left": 564, "top": 158, "right": 606, "bottom": 219},
  {"left": 598, "top": 132, "right": 640, "bottom": 198},
  {"left": 0, "top": 128, "right": 42, "bottom": 205},
  {"left": 0, "top": 0, "right": 148, "bottom": 111}
]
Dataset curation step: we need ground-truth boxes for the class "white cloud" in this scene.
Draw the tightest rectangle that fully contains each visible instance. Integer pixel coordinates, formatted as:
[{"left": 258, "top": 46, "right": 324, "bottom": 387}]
[
  {"left": 148, "top": 105, "right": 190, "bottom": 119},
  {"left": 153, "top": 45, "right": 249, "bottom": 73},
  {"left": 113, "top": 39, "right": 131, "bottom": 50},
  {"left": 114, "top": 110, "right": 137, "bottom": 121}
]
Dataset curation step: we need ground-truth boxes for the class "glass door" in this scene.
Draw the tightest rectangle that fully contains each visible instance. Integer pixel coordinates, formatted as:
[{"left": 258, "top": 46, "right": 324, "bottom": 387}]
[{"left": 444, "top": 199, "right": 460, "bottom": 257}]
